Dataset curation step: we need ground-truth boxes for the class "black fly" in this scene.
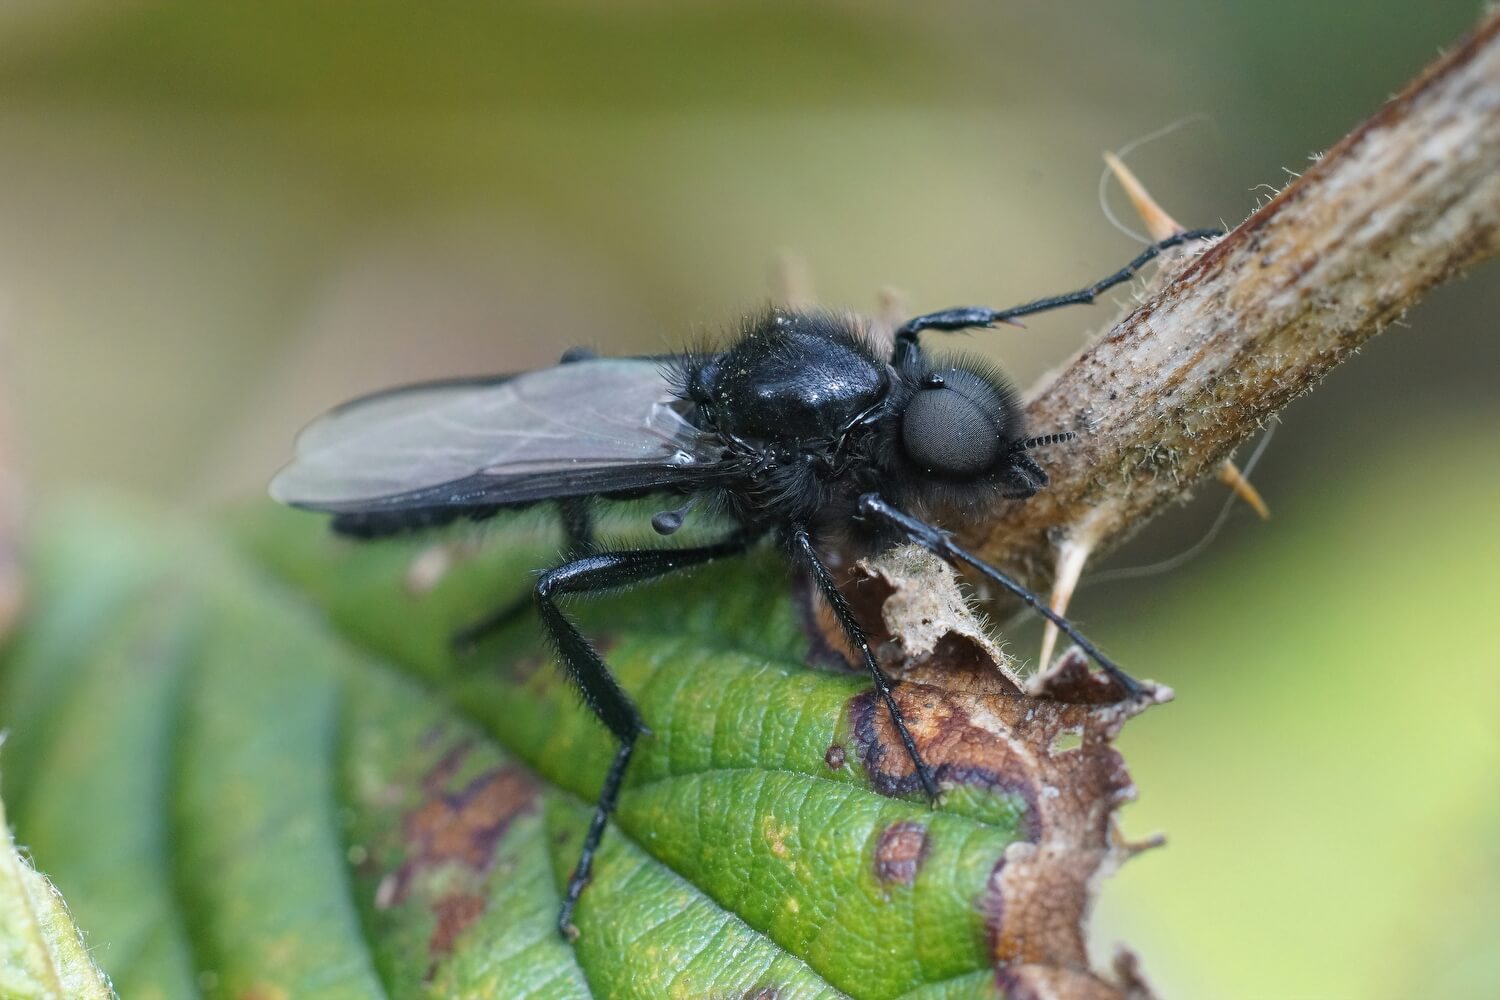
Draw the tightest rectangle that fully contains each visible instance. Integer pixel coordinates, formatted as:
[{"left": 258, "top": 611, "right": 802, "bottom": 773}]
[{"left": 270, "top": 227, "right": 1220, "bottom": 938}]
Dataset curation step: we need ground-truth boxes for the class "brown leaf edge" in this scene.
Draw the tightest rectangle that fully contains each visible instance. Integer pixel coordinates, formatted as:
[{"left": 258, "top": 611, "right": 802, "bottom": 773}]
[{"left": 798, "top": 546, "right": 1171, "bottom": 1000}]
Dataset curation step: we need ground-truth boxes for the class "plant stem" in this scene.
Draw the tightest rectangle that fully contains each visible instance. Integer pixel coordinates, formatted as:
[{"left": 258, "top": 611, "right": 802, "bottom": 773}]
[{"left": 967, "top": 10, "right": 1500, "bottom": 590}]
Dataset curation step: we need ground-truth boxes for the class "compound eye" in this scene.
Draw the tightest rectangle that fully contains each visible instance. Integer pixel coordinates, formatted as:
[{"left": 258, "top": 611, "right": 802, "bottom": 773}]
[{"left": 901, "top": 377, "right": 1004, "bottom": 478}]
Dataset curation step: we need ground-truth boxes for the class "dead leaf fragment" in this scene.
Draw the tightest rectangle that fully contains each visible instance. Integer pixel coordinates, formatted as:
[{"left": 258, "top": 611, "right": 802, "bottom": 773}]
[{"left": 800, "top": 550, "right": 1168, "bottom": 999}]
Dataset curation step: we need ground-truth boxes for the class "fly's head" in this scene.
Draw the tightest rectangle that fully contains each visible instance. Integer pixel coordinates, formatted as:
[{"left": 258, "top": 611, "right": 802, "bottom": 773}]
[{"left": 875, "top": 355, "right": 1069, "bottom": 515}]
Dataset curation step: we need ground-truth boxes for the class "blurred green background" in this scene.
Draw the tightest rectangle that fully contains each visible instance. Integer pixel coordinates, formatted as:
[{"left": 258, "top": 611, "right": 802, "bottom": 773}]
[{"left": 0, "top": 3, "right": 1495, "bottom": 998}]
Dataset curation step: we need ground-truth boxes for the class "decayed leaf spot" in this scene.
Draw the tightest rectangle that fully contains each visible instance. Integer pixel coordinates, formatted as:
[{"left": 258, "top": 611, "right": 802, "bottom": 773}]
[
  {"left": 863, "top": 545, "right": 1026, "bottom": 690},
  {"left": 794, "top": 545, "right": 1025, "bottom": 691},
  {"left": 808, "top": 546, "right": 1169, "bottom": 997},
  {"left": 824, "top": 742, "right": 846, "bottom": 770},
  {"left": 428, "top": 892, "right": 487, "bottom": 960},
  {"left": 846, "top": 655, "right": 1158, "bottom": 982},
  {"left": 370, "top": 735, "right": 540, "bottom": 969},
  {"left": 1026, "top": 646, "right": 1172, "bottom": 706},
  {"left": 873, "top": 821, "right": 929, "bottom": 885},
  {"left": 849, "top": 687, "right": 1042, "bottom": 839},
  {"left": 399, "top": 752, "right": 538, "bottom": 884}
]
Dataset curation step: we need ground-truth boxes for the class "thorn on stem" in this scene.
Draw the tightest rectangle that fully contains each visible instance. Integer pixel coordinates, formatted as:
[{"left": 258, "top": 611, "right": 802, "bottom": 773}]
[
  {"left": 1218, "top": 460, "right": 1271, "bottom": 519},
  {"left": 1038, "top": 538, "right": 1093, "bottom": 671},
  {"left": 1103, "top": 151, "right": 1186, "bottom": 241}
]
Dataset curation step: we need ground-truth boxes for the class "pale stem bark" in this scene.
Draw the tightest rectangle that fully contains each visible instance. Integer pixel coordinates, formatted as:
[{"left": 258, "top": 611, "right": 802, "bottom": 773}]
[{"left": 966, "top": 11, "right": 1500, "bottom": 593}]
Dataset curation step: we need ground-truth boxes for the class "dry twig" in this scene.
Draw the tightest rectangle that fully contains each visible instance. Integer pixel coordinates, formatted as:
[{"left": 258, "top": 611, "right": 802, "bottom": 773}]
[{"left": 964, "top": 11, "right": 1500, "bottom": 597}]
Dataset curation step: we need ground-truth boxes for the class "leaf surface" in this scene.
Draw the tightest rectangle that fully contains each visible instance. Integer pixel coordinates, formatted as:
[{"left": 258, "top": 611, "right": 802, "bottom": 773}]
[
  {"left": 0, "top": 501, "right": 1151, "bottom": 999},
  {"left": 0, "top": 788, "right": 116, "bottom": 1000}
]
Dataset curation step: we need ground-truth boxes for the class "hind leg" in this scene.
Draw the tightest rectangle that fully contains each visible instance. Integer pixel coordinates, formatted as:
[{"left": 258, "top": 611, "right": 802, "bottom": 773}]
[{"left": 532, "top": 531, "right": 756, "bottom": 937}]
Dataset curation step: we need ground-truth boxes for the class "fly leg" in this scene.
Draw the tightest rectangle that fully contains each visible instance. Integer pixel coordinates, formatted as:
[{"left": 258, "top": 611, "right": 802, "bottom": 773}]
[
  {"left": 790, "top": 527, "right": 940, "bottom": 801},
  {"left": 855, "top": 493, "right": 1145, "bottom": 695},
  {"left": 537, "top": 531, "right": 757, "bottom": 938},
  {"left": 890, "top": 228, "right": 1222, "bottom": 366}
]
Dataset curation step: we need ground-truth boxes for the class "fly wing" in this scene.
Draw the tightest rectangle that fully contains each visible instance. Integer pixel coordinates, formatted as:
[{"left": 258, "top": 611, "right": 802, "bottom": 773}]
[{"left": 269, "top": 358, "right": 725, "bottom": 514}]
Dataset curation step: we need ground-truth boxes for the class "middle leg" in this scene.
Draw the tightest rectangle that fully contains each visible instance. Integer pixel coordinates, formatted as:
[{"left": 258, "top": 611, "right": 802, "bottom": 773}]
[{"left": 790, "top": 527, "right": 940, "bottom": 800}]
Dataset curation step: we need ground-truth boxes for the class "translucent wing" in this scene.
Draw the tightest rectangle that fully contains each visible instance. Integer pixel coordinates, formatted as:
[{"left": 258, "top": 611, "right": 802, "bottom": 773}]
[{"left": 269, "top": 359, "right": 725, "bottom": 514}]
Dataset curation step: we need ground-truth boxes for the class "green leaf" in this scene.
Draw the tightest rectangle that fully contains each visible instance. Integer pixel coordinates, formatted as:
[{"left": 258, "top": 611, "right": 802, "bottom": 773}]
[
  {"left": 0, "top": 499, "right": 1149, "bottom": 998},
  {"left": 0, "top": 785, "right": 116, "bottom": 1000}
]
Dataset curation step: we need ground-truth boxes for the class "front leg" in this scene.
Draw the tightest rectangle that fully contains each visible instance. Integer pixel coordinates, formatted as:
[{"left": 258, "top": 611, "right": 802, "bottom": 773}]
[
  {"left": 890, "top": 228, "right": 1222, "bottom": 365},
  {"left": 855, "top": 493, "right": 1145, "bottom": 696}
]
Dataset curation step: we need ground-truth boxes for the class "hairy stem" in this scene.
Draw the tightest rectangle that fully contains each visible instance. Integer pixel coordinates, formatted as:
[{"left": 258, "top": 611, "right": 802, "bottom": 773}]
[{"left": 966, "top": 10, "right": 1500, "bottom": 589}]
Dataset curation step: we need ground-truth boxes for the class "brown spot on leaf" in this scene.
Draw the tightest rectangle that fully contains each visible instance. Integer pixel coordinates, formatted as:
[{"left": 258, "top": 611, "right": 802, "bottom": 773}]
[
  {"left": 849, "top": 688, "right": 1041, "bottom": 841},
  {"left": 787, "top": 521, "right": 1172, "bottom": 996},
  {"left": 401, "top": 765, "right": 537, "bottom": 887},
  {"left": 1028, "top": 648, "right": 1172, "bottom": 707},
  {"left": 839, "top": 605, "right": 1165, "bottom": 994},
  {"left": 922, "top": 632, "right": 1014, "bottom": 684},
  {"left": 428, "top": 892, "right": 487, "bottom": 960},
  {"left": 874, "top": 821, "right": 929, "bottom": 885},
  {"left": 824, "top": 743, "right": 846, "bottom": 771},
  {"left": 377, "top": 742, "right": 539, "bottom": 946}
]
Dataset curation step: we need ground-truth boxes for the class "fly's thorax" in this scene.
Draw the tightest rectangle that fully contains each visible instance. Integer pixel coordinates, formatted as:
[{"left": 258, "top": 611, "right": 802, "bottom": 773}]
[{"left": 687, "top": 310, "right": 889, "bottom": 445}]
